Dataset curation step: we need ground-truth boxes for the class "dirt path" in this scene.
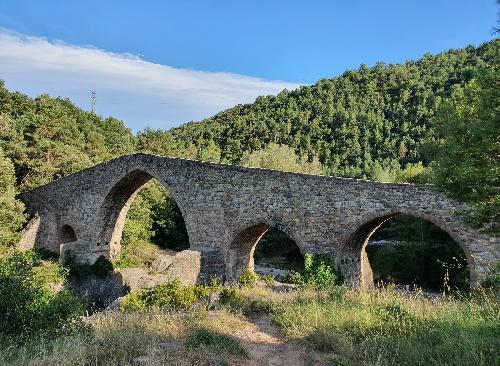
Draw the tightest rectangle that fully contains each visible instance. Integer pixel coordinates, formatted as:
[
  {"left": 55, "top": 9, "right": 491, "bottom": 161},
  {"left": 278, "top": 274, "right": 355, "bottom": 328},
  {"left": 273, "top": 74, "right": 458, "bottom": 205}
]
[{"left": 231, "top": 314, "right": 307, "bottom": 366}]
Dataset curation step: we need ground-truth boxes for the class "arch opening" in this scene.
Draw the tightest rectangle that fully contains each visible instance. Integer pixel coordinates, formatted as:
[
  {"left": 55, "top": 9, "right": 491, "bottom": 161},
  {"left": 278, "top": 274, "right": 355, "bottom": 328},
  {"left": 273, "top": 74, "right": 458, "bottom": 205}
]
[
  {"left": 229, "top": 223, "right": 304, "bottom": 281},
  {"left": 351, "top": 214, "right": 470, "bottom": 292},
  {"left": 96, "top": 170, "right": 189, "bottom": 268},
  {"left": 59, "top": 224, "right": 77, "bottom": 244}
]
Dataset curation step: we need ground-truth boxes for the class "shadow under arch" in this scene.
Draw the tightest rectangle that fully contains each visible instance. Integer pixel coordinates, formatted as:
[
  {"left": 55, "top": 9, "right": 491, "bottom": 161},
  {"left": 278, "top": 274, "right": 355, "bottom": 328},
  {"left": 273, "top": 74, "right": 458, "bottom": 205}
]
[
  {"left": 341, "top": 209, "right": 475, "bottom": 290},
  {"left": 59, "top": 224, "right": 77, "bottom": 244},
  {"left": 227, "top": 220, "right": 304, "bottom": 280},
  {"left": 94, "top": 168, "right": 191, "bottom": 260}
]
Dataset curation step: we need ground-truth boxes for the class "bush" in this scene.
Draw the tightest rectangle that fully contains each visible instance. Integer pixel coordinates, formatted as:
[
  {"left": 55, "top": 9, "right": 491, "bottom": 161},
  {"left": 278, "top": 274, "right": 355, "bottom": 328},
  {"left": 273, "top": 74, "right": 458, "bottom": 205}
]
[
  {"left": 144, "top": 280, "right": 197, "bottom": 309},
  {"left": 285, "top": 253, "right": 341, "bottom": 289},
  {"left": 194, "top": 276, "right": 223, "bottom": 299},
  {"left": 481, "top": 263, "right": 500, "bottom": 295},
  {"left": 219, "top": 287, "right": 244, "bottom": 306},
  {"left": 120, "top": 291, "right": 146, "bottom": 312},
  {"left": 65, "top": 254, "right": 114, "bottom": 279},
  {"left": 120, "top": 279, "right": 221, "bottom": 312},
  {"left": 238, "top": 267, "right": 259, "bottom": 287},
  {"left": 0, "top": 251, "right": 83, "bottom": 340},
  {"left": 262, "top": 274, "right": 275, "bottom": 286}
]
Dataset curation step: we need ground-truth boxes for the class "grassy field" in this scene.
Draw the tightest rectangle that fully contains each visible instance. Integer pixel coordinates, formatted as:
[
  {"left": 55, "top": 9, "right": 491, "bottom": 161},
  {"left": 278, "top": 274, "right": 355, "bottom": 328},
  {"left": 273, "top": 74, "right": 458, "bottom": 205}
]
[
  {"left": 1, "top": 282, "right": 498, "bottom": 366},
  {"left": 273, "top": 286, "right": 499, "bottom": 365}
]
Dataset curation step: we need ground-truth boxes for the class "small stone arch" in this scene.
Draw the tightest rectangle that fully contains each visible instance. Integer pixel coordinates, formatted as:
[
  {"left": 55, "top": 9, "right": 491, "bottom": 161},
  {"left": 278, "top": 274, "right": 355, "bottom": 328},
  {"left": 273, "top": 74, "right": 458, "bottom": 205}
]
[
  {"left": 227, "top": 220, "right": 304, "bottom": 280},
  {"left": 59, "top": 224, "right": 77, "bottom": 244},
  {"left": 94, "top": 168, "right": 191, "bottom": 260},
  {"left": 340, "top": 209, "right": 476, "bottom": 289}
]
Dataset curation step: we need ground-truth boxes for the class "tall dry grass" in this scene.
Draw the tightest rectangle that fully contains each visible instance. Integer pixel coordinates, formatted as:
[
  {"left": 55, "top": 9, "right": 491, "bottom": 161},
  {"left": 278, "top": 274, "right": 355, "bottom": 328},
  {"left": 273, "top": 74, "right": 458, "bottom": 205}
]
[
  {"left": 0, "top": 309, "right": 249, "bottom": 366},
  {"left": 273, "top": 286, "right": 500, "bottom": 366}
]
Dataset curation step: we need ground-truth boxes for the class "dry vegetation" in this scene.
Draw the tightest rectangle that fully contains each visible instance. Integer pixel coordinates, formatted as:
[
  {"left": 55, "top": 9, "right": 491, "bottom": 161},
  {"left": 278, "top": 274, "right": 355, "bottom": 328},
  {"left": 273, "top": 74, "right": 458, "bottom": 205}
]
[{"left": 1, "top": 282, "right": 499, "bottom": 366}]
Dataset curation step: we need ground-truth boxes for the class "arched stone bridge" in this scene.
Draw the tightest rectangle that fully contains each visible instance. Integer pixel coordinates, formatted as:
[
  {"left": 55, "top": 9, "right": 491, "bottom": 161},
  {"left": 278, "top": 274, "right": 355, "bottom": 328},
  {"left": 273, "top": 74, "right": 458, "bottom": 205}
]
[{"left": 19, "top": 154, "right": 498, "bottom": 288}]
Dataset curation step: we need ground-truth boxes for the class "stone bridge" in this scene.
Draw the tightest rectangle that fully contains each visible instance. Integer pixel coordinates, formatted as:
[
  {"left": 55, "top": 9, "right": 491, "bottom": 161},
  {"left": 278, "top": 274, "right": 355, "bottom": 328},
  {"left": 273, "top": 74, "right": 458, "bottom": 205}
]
[{"left": 18, "top": 154, "right": 498, "bottom": 288}]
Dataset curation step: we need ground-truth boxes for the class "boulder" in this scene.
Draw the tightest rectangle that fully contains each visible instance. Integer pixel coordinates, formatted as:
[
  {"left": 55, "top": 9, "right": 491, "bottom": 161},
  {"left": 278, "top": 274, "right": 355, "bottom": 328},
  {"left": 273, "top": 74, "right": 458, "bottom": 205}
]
[
  {"left": 150, "top": 253, "right": 175, "bottom": 272},
  {"left": 119, "top": 268, "right": 170, "bottom": 292}
]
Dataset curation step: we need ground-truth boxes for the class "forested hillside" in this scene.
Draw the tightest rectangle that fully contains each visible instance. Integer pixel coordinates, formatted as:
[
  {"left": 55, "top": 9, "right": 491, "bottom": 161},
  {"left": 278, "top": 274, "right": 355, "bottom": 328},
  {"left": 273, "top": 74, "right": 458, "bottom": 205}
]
[
  {"left": 1, "top": 40, "right": 496, "bottom": 190},
  {"left": 170, "top": 39, "right": 497, "bottom": 179}
]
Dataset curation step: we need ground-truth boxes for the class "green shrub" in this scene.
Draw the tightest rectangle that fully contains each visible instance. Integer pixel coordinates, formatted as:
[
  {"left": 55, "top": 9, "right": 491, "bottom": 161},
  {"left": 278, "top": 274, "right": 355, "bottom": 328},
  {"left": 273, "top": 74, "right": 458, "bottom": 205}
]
[
  {"left": 64, "top": 254, "right": 114, "bottom": 279},
  {"left": 144, "top": 280, "right": 197, "bottom": 309},
  {"left": 186, "top": 328, "right": 248, "bottom": 356},
  {"left": 121, "top": 279, "right": 212, "bottom": 312},
  {"left": 219, "top": 286, "right": 272, "bottom": 315},
  {"left": 120, "top": 291, "right": 146, "bottom": 312},
  {"left": 195, "top": 276, "right": 223, "bottom": 299},
  {"left": 284, "top": 254, "right": 341, "bottom": 289},
  {"left": 0, "top": 251, "right": 83, "bottom": 340},
  {"left": 282, "top": 270, "right": 304, "bottom": 285},
  {"left": 219, "top": 287, "right": 244, "bottom": 305},
  {"left": 238, "top": 267, "right": 259, "bottom": 287},
  {"left": 262, "top": 274, "right": 275, "bottom": 286},
  {"left": 481, "top": 263, "right": 500, "bottom": 295}
]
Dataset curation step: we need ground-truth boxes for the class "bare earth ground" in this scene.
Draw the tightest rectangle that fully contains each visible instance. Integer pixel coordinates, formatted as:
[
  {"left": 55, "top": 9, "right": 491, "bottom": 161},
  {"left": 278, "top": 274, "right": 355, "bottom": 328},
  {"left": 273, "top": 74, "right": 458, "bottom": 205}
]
[{"left": 231, "top": 314, "right": 307, "bottom": 366}]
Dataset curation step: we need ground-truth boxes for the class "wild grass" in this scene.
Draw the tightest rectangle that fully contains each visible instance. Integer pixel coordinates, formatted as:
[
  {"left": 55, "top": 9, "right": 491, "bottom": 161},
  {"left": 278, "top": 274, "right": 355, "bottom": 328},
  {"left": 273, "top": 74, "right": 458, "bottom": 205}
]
[
  {"left": 1, "top": 275, "right": 498, "bottom": 365},
  {"left": 0, "top": 309, "right": 249, "bottom": 366},
  {"left": 273, "top": 286, "right": 500, "bottom": 366},
  {"left": 113, "top": 239, "right": 163, "bottom": 269}
]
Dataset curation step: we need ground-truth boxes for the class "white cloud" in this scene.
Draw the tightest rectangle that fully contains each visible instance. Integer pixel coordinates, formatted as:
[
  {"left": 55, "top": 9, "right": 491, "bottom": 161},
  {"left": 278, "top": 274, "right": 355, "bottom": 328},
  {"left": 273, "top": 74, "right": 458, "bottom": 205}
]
[{"left": 0, "top": 30, "right": 301, "bottom": 131}]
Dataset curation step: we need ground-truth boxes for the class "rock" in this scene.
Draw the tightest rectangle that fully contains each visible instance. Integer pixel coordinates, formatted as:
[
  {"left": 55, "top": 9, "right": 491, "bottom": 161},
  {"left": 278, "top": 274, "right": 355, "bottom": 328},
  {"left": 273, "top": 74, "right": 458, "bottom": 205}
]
[
  {"left": 150, "top": 253, "right": 175, "bottom": 272},
  {"left": 164, "top": 250, "right": 202, "bottom": 285},
  {"left": 269, "top": 283, "right": 298, "bottom": 293},
  {"left": 118, "top": 268, "right": 170, "bottom": 292},
  {"left": 148, "top": 250, "right": 202, "bottom": 284}
]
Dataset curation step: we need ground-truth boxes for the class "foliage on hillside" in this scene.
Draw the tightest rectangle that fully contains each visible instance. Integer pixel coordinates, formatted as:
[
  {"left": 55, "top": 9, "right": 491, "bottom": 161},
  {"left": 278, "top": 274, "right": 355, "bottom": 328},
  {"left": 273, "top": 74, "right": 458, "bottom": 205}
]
[
  {"left": 0, "top": 150, "right": 25, "bottom": 251},
  {"left": 0, "top": 41, "right": 496, "bottom": 191},
  {"left": 0, "top": 85, "right": 136, "bottom": 192},
  {"left": 0, "top": 251, "right": 82, "bottom": 340},
  {"left": 241, "top": 143, "right": 324, "bottom": 174},
  {"left": 428, "top": 43, "right": 499, "bottom": 232},
  {"left": 170, "top": 40, "right": 498, "bottom": 181}
]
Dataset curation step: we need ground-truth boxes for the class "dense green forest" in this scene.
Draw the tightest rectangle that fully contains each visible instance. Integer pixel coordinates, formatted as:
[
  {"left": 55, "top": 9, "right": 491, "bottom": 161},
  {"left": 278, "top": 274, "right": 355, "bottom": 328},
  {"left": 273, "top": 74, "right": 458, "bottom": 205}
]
[
  {"left": 0, "top": 39, "right": 498, "bottom": 255},
  {"left": 169, "top": 40, "right": 497, "bottom": 179}
]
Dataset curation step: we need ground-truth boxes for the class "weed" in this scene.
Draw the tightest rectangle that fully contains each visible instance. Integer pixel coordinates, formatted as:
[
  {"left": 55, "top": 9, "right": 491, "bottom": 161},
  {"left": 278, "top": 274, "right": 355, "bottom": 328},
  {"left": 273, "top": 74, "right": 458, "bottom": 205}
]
[
  {"left": 239, "top": 267, "right": 259, "bottom": 287},
  {"left": 186, "top": 328, "right": 248, "bottom": 356}
]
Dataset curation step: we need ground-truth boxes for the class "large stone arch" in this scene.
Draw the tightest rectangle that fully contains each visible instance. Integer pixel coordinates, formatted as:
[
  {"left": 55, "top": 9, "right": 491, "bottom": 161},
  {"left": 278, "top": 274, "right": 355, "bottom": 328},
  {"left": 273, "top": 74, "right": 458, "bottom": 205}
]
[
  {"left": 339, "top": 208, "right": 477, "bottom": 289},
  {"left": 226, "top": 218, "right": 305, "bottom": 280},
  {"left": 93, "top": 167, "right": 191, "bottom": 260}
]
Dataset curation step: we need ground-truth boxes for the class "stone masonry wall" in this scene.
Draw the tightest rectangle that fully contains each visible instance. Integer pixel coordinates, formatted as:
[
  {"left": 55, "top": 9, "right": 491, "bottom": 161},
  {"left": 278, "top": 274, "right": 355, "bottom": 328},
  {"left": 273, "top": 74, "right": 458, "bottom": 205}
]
[{"left": 19, "top": 154, "right": 499, "bottom": 287}]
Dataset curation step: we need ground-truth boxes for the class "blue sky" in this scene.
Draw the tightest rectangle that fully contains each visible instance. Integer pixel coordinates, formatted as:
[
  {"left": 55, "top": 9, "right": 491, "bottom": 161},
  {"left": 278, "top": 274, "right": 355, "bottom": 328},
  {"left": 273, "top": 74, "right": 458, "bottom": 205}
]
[{"left": 0, "top": 1, "right": 497, "bottom": 131}]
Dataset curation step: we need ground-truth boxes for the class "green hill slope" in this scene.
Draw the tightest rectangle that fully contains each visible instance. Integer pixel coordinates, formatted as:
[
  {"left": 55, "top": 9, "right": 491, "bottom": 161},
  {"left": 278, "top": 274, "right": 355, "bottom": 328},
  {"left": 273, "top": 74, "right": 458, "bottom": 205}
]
[{"left": 169, "top": 39, "right": 498, "bottom": 179}]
